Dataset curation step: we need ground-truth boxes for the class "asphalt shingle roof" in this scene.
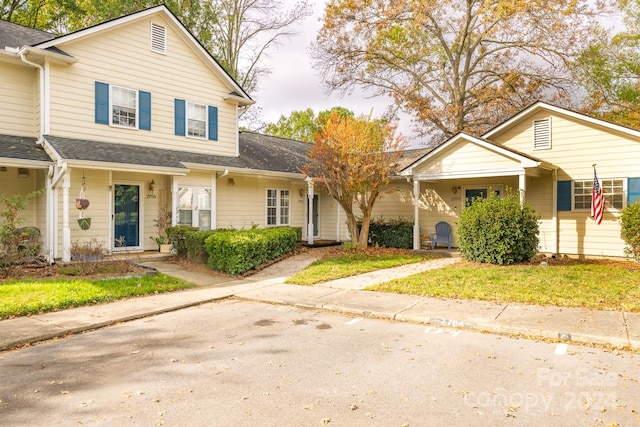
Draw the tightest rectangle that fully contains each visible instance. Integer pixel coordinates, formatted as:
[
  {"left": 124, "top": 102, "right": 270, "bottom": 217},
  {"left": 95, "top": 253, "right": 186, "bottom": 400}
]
[
  {"left": 0, "top": 20, "right": 55, "bottom": 48},
  {"left": 239, "top": 131, "right": 310, "bottom": 173},
  {"left": 43, "top": 133, "right": 308, "bottom": 173},
  {"left": 0, "top": 134, "right": 52, "bottom": 163}
]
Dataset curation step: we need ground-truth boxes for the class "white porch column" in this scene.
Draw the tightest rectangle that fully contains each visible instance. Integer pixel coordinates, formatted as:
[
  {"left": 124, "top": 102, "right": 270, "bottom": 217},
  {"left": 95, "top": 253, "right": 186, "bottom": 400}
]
[
  {"left": 306, "top": 177, "right": 314, "bottom": 245},
  {"left": 519, "top": 172, "right": 526, "bottom": 207},
  {"left": 413, "top": 179, "right": 420, "bottom": 250},
  {"left": 61, "top": 172, "right": 71, "bottom": 262},
  {"left": 210, "top": 173, "right": 217, "bottom": 230}
]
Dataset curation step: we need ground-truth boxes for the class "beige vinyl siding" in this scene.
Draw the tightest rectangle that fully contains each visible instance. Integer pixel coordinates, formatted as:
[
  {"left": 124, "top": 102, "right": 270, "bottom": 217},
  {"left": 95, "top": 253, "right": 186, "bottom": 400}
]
[
  {"left": 1, "top": 64, "right": 37, "bottom": 137},
  {"left": 493, "top": 111, "right": 640, "bottom": 181},
  {"left": 216, "top": 175, "right": 305, "bottom": 231},
  {"left": 492, "top": 111, "right": 640, "bottom": 257},
  {"left": 0, "top": 168, "right": 44, "bottom": 227},
  {"left": 47, "top": 15, "right": 237, "bottom": 157},
  {"left": 413, "top": 139, "right": 521, "bottom": 175}
]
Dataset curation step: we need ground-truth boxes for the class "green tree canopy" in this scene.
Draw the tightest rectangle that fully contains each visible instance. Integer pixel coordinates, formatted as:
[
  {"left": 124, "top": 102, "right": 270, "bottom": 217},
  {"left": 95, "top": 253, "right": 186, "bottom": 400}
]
[{"left": 264, "top": 107, "right": 354, "bottom": 142}]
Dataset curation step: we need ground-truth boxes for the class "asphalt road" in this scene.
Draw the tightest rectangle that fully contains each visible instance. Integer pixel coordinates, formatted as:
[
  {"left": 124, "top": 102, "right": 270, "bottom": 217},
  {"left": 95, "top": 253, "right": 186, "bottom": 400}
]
[{"left": 1, "top": 299, "right": 638, "bottom": 426}]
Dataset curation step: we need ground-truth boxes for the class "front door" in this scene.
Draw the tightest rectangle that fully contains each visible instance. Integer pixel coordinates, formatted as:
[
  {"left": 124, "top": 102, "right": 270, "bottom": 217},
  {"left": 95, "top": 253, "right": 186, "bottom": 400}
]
[{"left": 113, "top": 183, "right": 141, "bottom": 250}]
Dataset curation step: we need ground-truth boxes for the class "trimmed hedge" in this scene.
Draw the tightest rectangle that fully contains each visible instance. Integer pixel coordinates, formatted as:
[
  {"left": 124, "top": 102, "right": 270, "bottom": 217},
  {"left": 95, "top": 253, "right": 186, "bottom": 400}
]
[
  {"left": 185, "top": 230, "right": 220, "bottom": 264},
  {"left": 205, "top": 227, "right": 298, "bottom": 275},
  {"left": 456, "top": 191, "right": 540, "bottom": 265},
  {"left": 367, "top": 218, "right": 413, "bottom": 249}
]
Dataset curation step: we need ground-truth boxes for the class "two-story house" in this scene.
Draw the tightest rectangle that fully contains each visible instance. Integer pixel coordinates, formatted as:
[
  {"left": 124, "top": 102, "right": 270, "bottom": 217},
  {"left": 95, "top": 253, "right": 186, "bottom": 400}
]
[{"left": 0, "top": 5, "right": 329, "bottom": 262}]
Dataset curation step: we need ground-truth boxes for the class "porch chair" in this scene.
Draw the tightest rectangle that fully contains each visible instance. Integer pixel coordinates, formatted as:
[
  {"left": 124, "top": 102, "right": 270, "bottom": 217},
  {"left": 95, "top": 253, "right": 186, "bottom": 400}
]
[{"left": 430, "top": 221, "right": 452, "bottom": 250}]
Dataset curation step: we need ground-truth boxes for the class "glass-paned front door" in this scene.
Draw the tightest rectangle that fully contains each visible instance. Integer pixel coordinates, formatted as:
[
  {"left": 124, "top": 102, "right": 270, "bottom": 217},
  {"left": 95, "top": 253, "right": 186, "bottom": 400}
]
[
  {"left": 306, "top": 194, "right": 319, "bottom": 237},
  {"left": 114, "top": 184, "right": 140, "bottom": 248}
]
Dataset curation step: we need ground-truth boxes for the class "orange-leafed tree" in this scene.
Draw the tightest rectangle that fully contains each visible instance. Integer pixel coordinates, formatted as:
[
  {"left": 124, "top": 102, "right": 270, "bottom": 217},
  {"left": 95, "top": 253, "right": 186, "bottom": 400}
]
[{"left": 304, "top": 113, "right": 405, "bottom": 249}]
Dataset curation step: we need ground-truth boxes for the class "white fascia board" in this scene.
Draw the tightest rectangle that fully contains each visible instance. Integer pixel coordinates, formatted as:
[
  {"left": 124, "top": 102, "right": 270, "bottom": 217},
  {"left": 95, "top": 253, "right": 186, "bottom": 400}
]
[
  {"left": 223, "top": 93, "right": 256, "bottom": 107},
  {"left": 483, "top": 101, "right": 640, "bottom": 141},
  {"left": 0, "top": 158, "right": 52, "bottom": 168},
  {"left": 414, "top": 167, "right": 527, "bottom": 181},
  {"left": 182, "top": 163, "right": 304, "bottom": 180},
  {"left": 64, "top": 159, "right": 187, "bottom": 175}
]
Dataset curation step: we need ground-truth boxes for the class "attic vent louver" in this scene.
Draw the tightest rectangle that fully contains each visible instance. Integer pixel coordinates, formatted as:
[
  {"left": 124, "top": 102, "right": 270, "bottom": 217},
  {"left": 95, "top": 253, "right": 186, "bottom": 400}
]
[
  {"left": 533, "top": 118, "right": 551, "bottom": 150},
  {"left": 151, "top": 22, "right": 166, "bottom": 54}
]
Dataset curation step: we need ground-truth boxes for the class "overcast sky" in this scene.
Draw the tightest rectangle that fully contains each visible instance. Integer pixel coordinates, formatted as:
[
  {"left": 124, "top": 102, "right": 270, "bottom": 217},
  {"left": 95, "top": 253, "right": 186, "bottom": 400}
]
[{"left": 251, "top": 0, "right": 423, "bottom": 147}]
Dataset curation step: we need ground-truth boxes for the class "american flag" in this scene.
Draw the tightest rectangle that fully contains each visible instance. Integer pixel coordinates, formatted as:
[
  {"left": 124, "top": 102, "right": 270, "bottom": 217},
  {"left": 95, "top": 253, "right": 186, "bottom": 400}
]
[{"left": 591, "top": 167, "right": 604, "bottom": 225}]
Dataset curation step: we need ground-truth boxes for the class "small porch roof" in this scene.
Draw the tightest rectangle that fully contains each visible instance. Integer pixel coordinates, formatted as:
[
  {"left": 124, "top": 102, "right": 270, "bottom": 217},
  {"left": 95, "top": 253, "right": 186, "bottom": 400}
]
[
  {"left": 0, "top": 134, "right": 52, "bottom": 168},
  {"left": 400, "top": 132, "right": 555, "bottom": 180}
]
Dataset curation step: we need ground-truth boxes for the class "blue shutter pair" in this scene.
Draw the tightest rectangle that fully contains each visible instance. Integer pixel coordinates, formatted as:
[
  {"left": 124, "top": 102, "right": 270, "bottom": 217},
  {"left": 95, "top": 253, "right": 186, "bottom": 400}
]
[
  {"left": 174, "top": 98, "right": 218, "bottom": 140},
  {"left": 95, "top": 81, "right": 151, "bottom": 130}
]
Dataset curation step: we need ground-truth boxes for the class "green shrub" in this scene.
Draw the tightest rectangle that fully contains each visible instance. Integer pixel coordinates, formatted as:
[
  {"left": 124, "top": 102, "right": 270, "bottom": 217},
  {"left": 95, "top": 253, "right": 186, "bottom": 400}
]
[
  {"left": 185, "top": 230, "right": 219, "bottom": 264},
  {"left": 205, "top": 227, "right": 298, "bottom": 275},
  {"left": 456, "top": 191, "right": 540, "bottom": 265},
  {"left": 166, "top": 225, "right": 198, "bottom": 257},
  {"left": 621, "top": 200, "right": 640, "bottom": 261},
  {"left": 367, "top": 217, "right": 413, "bottom": 249}
]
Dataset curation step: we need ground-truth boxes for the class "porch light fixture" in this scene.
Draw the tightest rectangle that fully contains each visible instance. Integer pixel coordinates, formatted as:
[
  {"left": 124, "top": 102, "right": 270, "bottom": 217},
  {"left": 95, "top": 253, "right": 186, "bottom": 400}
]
[
  {"left": 451, "top": 186, "right": 461, "bottom": 194},
  {"left": 17, "top": 168, "right": 29, "bottom": 178},
  {"left": 149, "top": 179, "right": 156, "bottom": 193},
  {"left": 227, "top": 177, "right": 235, "bottom": 186}
]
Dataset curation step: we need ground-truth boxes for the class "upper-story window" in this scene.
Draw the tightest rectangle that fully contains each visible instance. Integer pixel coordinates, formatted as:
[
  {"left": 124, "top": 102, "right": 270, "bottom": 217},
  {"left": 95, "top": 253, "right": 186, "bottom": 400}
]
[
  {"left": 95, "top": 81, "right": 151, "bottom": 131},
  {"left": 187, "top": 102, "right": 207, "bottom": 138},
  {"left": 111, "top": 86, "right": 137, "bottom": 128},
  {"left": 150, "top": 22, "right": 166, "bottom": 54},
  {"left": 174, "top": 98, "right": 218, "bottom": 140},
  {"left": 532, "top": 118, "right": 551, "bottom": 150}
]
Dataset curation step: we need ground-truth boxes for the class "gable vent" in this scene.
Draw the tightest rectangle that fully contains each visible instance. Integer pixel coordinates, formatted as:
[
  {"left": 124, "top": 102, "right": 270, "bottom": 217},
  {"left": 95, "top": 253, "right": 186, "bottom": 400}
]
[
  {"left": 151, "top": 22, "right": 166, "bottom": 54},
  {"left": 533, "top": 118, "right": 551, "bottom": 150}
]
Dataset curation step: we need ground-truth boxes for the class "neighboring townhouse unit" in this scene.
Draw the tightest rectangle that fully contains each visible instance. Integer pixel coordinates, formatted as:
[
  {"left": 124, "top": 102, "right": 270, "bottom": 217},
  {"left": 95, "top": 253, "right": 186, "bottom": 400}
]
[{"left": 402, "top": 102, "right": 640, "bottom": 258}]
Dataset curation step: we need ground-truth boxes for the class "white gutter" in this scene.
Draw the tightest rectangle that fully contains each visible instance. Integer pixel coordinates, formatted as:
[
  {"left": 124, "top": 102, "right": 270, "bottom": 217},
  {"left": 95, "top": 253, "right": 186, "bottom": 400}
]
[{"left": 19, "top": 51, "right": 45, "bottom": 141}]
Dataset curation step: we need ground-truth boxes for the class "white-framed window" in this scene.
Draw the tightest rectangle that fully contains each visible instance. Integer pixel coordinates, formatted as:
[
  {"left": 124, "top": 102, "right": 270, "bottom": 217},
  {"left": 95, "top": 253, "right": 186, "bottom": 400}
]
[
  {"left": 177, "top": 186, "right": 212, "bottom": 230},
  {"left": 150, "top": 22, "right": 166, "bottom": 54},
  {"left": 111, "top": 85, "right": 137, "bottom": 128},
  {"left": 574, "top": 179, "right": 624, "bottom": 211},
  {"left": 532, "top": 118, "right": 551, "bottom": 150},
  {"left": 187, "top": 102, "right": 207, "bottom": 138},
  {"left": 266, "top": 189, "right": 290, "bottom": 226}
]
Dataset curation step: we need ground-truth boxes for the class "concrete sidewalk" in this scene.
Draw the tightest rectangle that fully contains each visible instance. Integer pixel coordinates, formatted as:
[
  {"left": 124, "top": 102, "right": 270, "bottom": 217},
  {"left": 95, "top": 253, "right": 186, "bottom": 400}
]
[{"left": 1, "top": 254, "right": 638, "bottom": 351}]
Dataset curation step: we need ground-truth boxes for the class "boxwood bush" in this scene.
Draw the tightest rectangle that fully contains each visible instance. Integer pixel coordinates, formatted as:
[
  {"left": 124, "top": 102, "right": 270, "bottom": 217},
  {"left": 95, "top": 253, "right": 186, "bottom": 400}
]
[
  {"left": 621, "top": 200, "right": 640, "bottom": 261},
  {"left": 205, "top": 226, "right": 298, "bottom": 275},
  {"left": 456, "top": 191, "right": 540, "bottom": 265}
]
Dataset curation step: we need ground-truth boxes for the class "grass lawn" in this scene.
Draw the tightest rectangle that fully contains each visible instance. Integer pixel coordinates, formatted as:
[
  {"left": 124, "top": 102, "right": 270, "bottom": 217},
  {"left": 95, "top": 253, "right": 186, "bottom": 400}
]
[
  {"left": 368, "top": 260, "right": 640, "bottom": 312},
  {"left": 0, "top": 273, "right": 194, "bottom": 319},
  {"left": 285, "top": 251, "right": 433, "bottom": 286}
]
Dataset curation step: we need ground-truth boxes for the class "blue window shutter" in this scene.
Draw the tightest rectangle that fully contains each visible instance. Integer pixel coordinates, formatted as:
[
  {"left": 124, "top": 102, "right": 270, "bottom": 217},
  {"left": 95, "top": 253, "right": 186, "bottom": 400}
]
[
  {"left": 174, "top": 99, "right": 185, "bottom": 136},
  {"left": 557, "top": 180, "right": 572, "bottom": 211},
  {"left": 139, "top": 91, "right": 151, "bottom": 130},
  {"left": 629, "top": 177, "right": 640, "bottom": 204},
  {"left": 95, "top": 81, "right": 109, "bottom": 124},
  {"left": 208, "top": 105, "right": 218, "bottom": 141}
]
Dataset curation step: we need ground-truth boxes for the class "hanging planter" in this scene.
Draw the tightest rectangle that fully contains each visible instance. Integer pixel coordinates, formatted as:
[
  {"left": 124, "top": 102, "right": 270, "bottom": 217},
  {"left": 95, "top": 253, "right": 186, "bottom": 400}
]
[
  {"left": 77, "top": 217, "right": 92, "bottom": 230},
  {"left": 77, "top": 173, "right": 91, "bottom": 230}
]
